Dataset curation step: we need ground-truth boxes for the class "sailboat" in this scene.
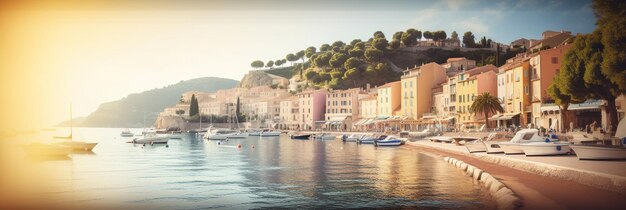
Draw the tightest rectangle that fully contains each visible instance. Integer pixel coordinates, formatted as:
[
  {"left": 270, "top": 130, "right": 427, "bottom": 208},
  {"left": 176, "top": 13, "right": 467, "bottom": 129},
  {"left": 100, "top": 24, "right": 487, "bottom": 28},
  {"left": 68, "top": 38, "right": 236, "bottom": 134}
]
[{"left": 54, "top": 105, "right": 98, "bottom": 151}]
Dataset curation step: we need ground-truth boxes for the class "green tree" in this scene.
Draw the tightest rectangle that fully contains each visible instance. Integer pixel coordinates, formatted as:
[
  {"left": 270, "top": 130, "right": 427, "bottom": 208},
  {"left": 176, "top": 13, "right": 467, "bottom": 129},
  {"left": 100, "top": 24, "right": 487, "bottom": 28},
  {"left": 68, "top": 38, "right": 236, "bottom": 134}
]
[
  {"left": 364, "top": 49, "right": 384, "bottom": 63},
  {"left": 469, "top": 92, "right": 504, "bottom": 128},
  {"left": 320, "top": 44, "right": 331, "bottom": 51},
  {"left": 389, "top": 40, "right": 401, "bottom": 50},
  {"left": 266, "top": 60, "right": 274, "bottom": 68},
  {"left": 354, "top": 42, "right": 365, "bottom": 49},
  {"left": 556, "top": 31, "right": 621, "bottom": 131},
  {"left": 296, "top": 50, "right": 305, "bottom": 63},
  {"left": 305, "top": 46, "right": 317, "bottom": 58},
  {"left": 350, "top": 39, "right": 362, "bottom": 46},
  {"left": 343, "top": 57, "right": 363, "bottom": 70},
  {"left": 451, "top": 31, "right": 459, "bottom": 40},
  {"left": 175, "top": 109, "right": 185, "bottom": 116},
  {"left": 392, "top": 31, "right": 404, "bottom": 41},
  {"left": 189, "top": 94, "right": 199, "bottom": 117},
  {"left": 314, "top": 52, "right": 333, "bottom": 69},
  {"left": 331, "top": 41, "right": 345, "bottom": 48},
  {"left": 373, "top": 31, "right": 385, "bottom": 39},
  {"left": 372, "top": 38, "right": 389, "bottom": 50},
  {"left": 251, "top": 60, "right": 264, "bottom": 69},
  {"left": 286, "top": 53, "right": 298, "bottom": 66},
  {"left": 401, "top": 28, "right": 421, "bottom": 46},
  {"left": 593, "top": 0, "right": 626, "bottom": 91},
  {"left": 274, "top": 59, "right": 283, "bottom": 67},
  {"left": 480, "top": 36, "right": 487, "bottom": 48},
  {"left": 463, "top": 31, "right": 476, "bottom": 48},
  {"left": 348, "top": 48, "right": 364, "bottom": 57},
  {"left": 235, "top": 96, "right": 241, "bottom": 121},
  {"left": 423, "top": 31, "right": 433, "bottom": 40},
  {"left": 329, "top": 53, "right": 349, "bottom": 68}
]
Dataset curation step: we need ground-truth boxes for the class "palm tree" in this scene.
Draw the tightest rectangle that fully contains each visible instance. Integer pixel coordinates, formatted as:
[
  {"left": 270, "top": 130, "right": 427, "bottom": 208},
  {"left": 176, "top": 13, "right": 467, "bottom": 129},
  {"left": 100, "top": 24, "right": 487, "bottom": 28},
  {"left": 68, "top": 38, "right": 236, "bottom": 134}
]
[{"left": 469, "top": 92, "right": 504, "bottom": 129}]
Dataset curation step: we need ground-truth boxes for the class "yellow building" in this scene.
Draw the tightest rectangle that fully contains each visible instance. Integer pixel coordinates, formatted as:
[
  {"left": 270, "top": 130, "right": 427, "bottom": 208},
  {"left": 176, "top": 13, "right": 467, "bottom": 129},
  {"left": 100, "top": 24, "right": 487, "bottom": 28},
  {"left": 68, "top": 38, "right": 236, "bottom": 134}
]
[
  {"left": 400, "top": 62, "right": 447, "bottom": 120},
  {"left": 454, "top": 65, "right": 498, "bottom": 127},
  {"left": 377, "top": 81, "right": 401, "bottom": 118},
  {"left": 495, "top": 58, "right": 532, "bottom": 127}
]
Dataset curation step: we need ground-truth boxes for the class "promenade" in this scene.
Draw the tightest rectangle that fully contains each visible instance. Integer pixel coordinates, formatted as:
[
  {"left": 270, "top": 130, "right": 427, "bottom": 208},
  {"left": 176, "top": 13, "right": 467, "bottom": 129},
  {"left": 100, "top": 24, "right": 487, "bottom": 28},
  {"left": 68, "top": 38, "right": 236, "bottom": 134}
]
[{"left": 407, "top": 140, "right": 626, "bottom": 210}]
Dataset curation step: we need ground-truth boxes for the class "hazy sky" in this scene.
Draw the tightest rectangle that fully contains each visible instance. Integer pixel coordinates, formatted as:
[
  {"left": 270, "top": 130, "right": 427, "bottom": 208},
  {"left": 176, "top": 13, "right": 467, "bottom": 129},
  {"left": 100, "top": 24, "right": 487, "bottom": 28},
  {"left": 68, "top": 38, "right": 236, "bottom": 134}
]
[{"left": 0, "top": 0, "right": 596, "bottom": 129}]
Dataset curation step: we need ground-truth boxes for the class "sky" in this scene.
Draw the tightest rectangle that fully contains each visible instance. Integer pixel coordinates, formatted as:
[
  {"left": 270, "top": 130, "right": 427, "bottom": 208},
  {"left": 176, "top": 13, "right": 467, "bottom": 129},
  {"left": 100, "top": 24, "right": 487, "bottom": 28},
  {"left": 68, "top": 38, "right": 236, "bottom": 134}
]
[{"left": 0, "top": 0, "right": 596, "bottom": 130}]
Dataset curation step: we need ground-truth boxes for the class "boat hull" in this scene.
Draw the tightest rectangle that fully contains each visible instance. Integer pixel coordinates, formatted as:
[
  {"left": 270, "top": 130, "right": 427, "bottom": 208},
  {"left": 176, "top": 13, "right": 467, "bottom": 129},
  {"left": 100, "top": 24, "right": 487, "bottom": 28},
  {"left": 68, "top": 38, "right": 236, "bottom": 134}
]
[
  {"left": 521, "top": 143, "right": 571, "bottom": 156},
  {"left": 464, "top": 142, "right": 486, "bottom": 153},
  {"left": 570, "top": 145, "right": 626, "bottom": 160},
  {"left": 260, "top": 132, "right": 281, "bottom": 137},
  {"left": 120, "top": 133, "right": 134, "bottom": 137},
  {"left": 56, "top": 142, "right": 98, "bottom": 151},
  {"left": 482, "top": 141, "right": 504, "bottom": 154},
  {"left": 374, "top": 140, "right": 402, "bottom": 146},
  {"left": 131, "top": 137, "right": 169, "bottom": 144},
  {"left": 498, "top": 143, "right": 525, "bottom": 155},
  {"left": 290, "top": 134, "right": 311, "bottom": 140}
]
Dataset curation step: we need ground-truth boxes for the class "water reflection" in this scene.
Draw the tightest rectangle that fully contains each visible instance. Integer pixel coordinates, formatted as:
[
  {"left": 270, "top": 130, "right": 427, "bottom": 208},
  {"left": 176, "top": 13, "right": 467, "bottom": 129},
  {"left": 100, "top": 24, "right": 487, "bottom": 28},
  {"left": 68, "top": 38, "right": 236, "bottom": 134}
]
[{"left": 4, "top": 128, "right": 495, "bottom": 209}]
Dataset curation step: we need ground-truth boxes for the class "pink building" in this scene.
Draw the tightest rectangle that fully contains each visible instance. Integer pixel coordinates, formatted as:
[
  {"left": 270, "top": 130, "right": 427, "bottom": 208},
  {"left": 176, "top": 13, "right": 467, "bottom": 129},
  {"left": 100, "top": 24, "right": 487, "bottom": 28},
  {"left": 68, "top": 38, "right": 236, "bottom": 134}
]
[{"left": 297, "top": 89, "right": 327, "bottom": 130}]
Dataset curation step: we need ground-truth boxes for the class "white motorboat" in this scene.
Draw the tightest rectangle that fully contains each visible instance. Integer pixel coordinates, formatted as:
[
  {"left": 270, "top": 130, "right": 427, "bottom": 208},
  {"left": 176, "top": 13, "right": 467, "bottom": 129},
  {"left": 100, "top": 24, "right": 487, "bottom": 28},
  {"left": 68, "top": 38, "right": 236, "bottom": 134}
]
[
  {"left": 499, "top": 129, "right": 557, "bottom": 155},
  {"left": 226, "top": 132, "right": 249, "bottom": 139},
  {"left": 343, "top": 134, "right": 364, "bottom": 142},
  {"left": 313, "top": 133, "right": 336, "bottom": 140},
  {"left": 374, "top": 136, "right": 404, "bottom": 146},
  {"left": 259, "top": 130, "right": 281, "bottom": 137},
  {"left": 464, "top": 140, "right": 487, "bottom": 153},
  {"left": 120, "top": 129, "right": 134, "bottom": 137},
  {"left": 570, "top": 145, "right": 626, "bottom": 160},
  {"left": 129, "top": 133, "right": 169, "bottom": 144},
  {"left": 246, "top": 129, "right": 262, "bottom": 136},
  {"left": 358, "top": 135, "right": 386, "bottom": 144},
  {"left": 21, "top": 143, "right": 72, "bottom": 157},
  {"left": 452, "top": 136, "right": 481, "bottom": 145},
  {"left": 520, "top": 142, "right": 572, "bottom": 156}
]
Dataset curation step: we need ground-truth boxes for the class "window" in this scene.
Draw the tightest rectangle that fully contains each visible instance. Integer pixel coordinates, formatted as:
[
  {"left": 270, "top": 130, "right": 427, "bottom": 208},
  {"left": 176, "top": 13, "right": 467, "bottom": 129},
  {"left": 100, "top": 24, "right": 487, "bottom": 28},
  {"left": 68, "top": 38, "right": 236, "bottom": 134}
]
[{"left": 551, "top": 57, "right": 558, "bottom": 64}]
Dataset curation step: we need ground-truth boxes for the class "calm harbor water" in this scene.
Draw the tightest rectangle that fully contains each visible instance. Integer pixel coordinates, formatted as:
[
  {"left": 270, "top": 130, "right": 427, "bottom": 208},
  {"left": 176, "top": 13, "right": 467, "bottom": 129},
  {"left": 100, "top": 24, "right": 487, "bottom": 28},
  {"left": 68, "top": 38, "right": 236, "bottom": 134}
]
[{"left": 20, "top": 128, "right": 495, "bottom": 209}]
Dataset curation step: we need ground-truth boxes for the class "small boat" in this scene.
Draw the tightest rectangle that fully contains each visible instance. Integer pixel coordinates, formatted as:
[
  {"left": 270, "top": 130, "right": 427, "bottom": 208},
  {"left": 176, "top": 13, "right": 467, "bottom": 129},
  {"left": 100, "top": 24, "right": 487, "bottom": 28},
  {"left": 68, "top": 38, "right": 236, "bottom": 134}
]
[
  {"left": 374, "top": 136, "right": 403, "bottom": 146},
  {"left": 570, "top": 145, "right": 626, "bottom": 160},
  {"left": 21, "top": 143, "right": 72, "bottom": 157},
  {"left": 204, "top": 129, "right": 246, "bottom": 140},
  {"left": 259, "top": 130, "right": 281, "bottom": 137},
  {"left": 427, "top": 136, "right": 453, "bottom": 143},
  {"left": 128, "top": 133, "right": 169, "bottom": 144},
  {"left": 55, "top": 141, "right": 98, "bottom": 151},
  {"left": 313, "top": 133, "right": 336, "bottom": 140},
  {"left": 168, "top": 133, "right": 183, "bottom": 139},
  {"left": 226, "top": 132, "right": 248, "bottom": 139},
  {"left": 247, "top": 130, "right": 262, "bottom": 136},
  {"left": 358, "top": 135, "right": 387, "bottom": 144},
  {"left": 290, "top": 133, "right": 311, "bottom": 140},
  {"left": 464, "top": 141, "right": 487, "bottom": 153},
  {"left": 499, "top": 129, "right": 557, "bottom": 155},
  {"left": 520, "top": 142, "right": 572, "bottom": 156},
  {"left": 120, "top": 129, "right": 134, "bottom": 137},
  {"left": 343, "top": 134, "right": 364, "bottom": 142}
]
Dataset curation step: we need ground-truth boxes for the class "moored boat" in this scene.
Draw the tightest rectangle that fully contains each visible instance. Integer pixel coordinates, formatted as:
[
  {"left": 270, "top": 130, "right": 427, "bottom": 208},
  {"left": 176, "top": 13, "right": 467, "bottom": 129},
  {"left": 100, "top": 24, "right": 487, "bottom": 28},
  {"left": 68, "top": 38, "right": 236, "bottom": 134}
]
[
  {"left": 358, "top": 135, "right": 386, "bottom": 144},
  {"left": 313, "top": 133, "right": 336, "bottom": 140},
  {"left": 570, "top": 145, "right": 626, "bottom": 160},
  {"left": 259, "top": 130, "right": 281, "bottom": 137},
  {"left": 464, "top": 141, "right": 487, "bottom": 153},
  {"left": 427, "top": 136, "right": 453, "bottom": 143},
  {"left": 290, "top": 133, "right": 311, "bottom": 140},
  {"left": 374, "top": 136, "right": 403, "bottom": 146},
  {"left": 499, "top": 129, "right": 557, "bottom": 155},
  {"left": 343, "top": 134, "right": 363, "bottom": 142},
  {"left": 520, "top": 142, "right": 572, "bottom": 156},
  {"left": 56, "top": 141, "right": 98, "bottom": 151},
  {"left": 129, "top": 133, "right": 169, "bottom": 144},
  {"left": 120, "top": 129, "right": 134, "bottom": 137}
]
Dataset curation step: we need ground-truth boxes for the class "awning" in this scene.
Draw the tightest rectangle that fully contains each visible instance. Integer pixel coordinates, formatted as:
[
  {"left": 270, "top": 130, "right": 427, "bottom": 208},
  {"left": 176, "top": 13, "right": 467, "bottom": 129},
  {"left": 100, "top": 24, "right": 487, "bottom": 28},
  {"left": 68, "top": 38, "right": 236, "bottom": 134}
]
[
  {"left": 442, "top": 116, "right": 455, "bottom": 121},
  {"left": 326, "top": 116, "right": 348, "bottom": 125},
  {"left": 353, "top": 119, "right": 367, "bottom": 126},
  {"left": 498, "top": 113, "right": 520, "bottom": 120},
  {"left": 363, "top": 119, "right": 376, "bottom": 125}
]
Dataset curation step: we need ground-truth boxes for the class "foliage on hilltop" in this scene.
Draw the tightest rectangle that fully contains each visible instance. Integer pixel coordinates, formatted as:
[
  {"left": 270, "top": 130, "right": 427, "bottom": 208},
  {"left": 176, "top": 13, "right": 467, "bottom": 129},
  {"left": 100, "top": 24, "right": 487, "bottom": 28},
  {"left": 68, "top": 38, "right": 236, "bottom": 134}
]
[{"left": 254, "top": 28, "right": 516, "bottom": 90}]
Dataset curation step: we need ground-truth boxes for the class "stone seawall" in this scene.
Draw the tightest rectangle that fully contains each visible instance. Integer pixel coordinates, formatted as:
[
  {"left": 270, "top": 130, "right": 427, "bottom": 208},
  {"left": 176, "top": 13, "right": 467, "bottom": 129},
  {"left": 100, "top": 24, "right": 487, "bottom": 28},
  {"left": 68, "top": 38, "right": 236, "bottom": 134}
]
[{"left": 443, "top": 156, "right": 522, "bottom": 210}]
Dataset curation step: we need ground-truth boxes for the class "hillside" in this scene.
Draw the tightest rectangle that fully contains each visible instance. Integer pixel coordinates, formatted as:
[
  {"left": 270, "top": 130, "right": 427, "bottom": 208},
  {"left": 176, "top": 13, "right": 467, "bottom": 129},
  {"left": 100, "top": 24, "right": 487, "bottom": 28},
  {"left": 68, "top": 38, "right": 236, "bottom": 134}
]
[{"left": 76, "top": 77, "right": 239, "bottom": 128}]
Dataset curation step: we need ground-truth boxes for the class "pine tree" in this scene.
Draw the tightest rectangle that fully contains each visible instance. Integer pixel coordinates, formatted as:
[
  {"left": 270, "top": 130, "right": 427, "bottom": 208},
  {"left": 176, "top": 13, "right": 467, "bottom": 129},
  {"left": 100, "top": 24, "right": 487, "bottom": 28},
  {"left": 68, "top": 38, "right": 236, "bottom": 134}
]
[{"left": 189, "top": 94, "right": 199, "bottom": 117}]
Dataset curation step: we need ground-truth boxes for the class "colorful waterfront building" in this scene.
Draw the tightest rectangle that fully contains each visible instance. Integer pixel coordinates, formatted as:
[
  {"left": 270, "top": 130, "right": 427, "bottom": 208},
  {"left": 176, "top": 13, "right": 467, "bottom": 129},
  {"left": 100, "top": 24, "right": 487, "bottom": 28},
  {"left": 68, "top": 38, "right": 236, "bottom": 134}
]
[
  {"left": 297, "top": 89, "right": 327, "bottom": 130},
  {"left": 324, "top": 88, "right": 368, "bottom": 131},
  {"left": 279, "top": 96, "right": 300, "bottom": 130},
  {"left": 354, "top": 92, "right": 378, "bottom": 131},
  {"left": 400, "top": 62, "right": 447, "bottom": 120},
  {"left": 377, "top": 81, "right": 401, "bottom": 118},
  {"left": 454, "top": 65, "right": 498, "bottom": 128},
  {"left": 495, "top": 57, "right": 532, "bottom": 127},
  {"left": 528, "top": 44, "right": 572, "bottom": 131}
]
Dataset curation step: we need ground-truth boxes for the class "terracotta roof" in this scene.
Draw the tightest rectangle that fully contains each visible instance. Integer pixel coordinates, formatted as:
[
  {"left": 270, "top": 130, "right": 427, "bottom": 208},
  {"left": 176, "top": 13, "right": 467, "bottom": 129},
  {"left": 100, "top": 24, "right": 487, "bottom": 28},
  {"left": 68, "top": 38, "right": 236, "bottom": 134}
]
[
  {"left": 447, "top": 57, "right": 467, "bottom": 62},
  {"left": 379, "top": 81, "right": 401, "bottom": 88},
  {"left": 462, "top": 65, "right": 498, "bottom": 76}
]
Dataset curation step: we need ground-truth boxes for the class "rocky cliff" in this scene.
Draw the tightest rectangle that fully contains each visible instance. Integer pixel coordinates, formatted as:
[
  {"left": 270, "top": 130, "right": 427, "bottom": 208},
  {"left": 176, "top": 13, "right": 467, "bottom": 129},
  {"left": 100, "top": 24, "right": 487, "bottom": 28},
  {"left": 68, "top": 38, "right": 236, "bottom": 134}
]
[
  {"left": 154, "top": 116, "right": 187, "bottom": 130},
  {"left": 240, "top": 70, "right": 288, "bottom": 88}
]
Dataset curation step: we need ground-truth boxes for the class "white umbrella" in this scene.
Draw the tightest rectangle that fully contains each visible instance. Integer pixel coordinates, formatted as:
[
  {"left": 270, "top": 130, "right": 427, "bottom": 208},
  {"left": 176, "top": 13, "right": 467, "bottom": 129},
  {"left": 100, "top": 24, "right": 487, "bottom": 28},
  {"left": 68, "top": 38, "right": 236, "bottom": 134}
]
[
  {"left": 616, "top": 117, "right": 626, "bottom": 139},
  {"left": 551, "top": 119, "right": 558, "bottom": 131}
]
